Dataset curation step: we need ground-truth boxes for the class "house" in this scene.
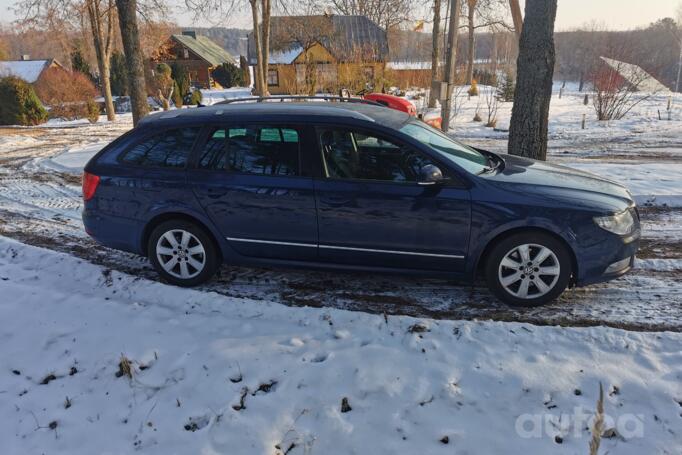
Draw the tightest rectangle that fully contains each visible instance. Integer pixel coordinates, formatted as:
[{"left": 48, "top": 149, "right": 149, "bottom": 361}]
[
  {"left": 599, "top": 57, "right": 670, "bottom": 93},
  {"left": 247, "top": 15, "right": 389, "bottom": 95},
  {"left": 0, "top": 58, "right": 64, "bottom": 84},
  {"left": 154, "top": 31, "right": 238, "bottom": 89}
]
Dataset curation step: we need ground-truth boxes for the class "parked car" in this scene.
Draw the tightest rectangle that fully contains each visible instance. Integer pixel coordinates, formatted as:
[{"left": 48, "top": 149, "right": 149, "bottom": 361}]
[
  {"left": 364, "top": 93, "right": 442, "bottom": 129},
  {"left": 82, "top": 99, "right": 640, "bottom": 306}
]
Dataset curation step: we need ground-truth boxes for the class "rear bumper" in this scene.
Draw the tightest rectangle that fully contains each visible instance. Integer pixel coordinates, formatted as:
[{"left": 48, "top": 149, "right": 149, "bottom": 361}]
[
  {"left": 82, "top": 209, "right": 144, "bottom": 255},
  {"left": 575, "top": 230, "right": 640, "bottom": 286}
]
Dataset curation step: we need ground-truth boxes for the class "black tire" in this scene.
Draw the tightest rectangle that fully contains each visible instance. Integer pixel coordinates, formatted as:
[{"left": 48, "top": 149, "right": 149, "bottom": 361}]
[
  {"left": 147, "top": 220, "right": 219, "bottom": 287},
  {"left": 484, "top": 231, "right": 572, "bottom": 307}
]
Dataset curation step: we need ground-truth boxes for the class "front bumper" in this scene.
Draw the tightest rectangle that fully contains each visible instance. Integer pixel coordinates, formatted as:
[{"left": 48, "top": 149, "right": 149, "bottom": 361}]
[{"left": 575, "top": 228, "right": 640, "bottom": 287}]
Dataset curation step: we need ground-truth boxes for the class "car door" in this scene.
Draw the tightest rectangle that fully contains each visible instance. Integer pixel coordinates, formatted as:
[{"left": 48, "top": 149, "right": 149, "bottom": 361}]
[
  {"left": 187, "top": 124, "right": 318, "bottom": 261},
  {"left": 314, "top": 126, "right": 471, "bottom": 271}
]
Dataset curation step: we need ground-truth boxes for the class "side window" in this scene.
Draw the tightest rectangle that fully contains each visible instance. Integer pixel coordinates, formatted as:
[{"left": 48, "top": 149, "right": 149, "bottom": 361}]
[
  {"left": 319, "top": 129, "right": 435, "bottom": 183},
  {"left": 120, "top": 128, "right": 200, "bottom": 168},
  {"left": 198, "top": 126, "right": 300, "bottom": 176}
]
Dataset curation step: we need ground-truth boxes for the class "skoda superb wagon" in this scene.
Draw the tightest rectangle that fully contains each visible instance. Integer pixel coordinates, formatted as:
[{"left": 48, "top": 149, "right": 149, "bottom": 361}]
[{"left": 82, "top": 100, "right": 640, "bottom": 306}]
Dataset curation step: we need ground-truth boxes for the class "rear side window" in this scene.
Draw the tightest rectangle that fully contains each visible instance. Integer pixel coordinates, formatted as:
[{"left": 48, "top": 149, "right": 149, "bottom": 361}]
[
  {"left": 120, "top": 128, "right": 200, "bottom": 168},
  {"left": 197, "top": 126, "right": 300, "bottom": 176}
]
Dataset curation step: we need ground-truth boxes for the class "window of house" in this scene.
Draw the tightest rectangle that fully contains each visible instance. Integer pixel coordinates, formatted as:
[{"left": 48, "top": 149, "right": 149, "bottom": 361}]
[
  {"left": 267, "top": 69, "right": 279, "bottom": 86},
  {"left": 363, "top": 66, "right": 375, "bottom": 81},
  {"left": 198, "top": 126, "right": 300, "bottom": 176},
  {"left": 183, "top": 48, "right": 189, "bottom": 59},
  {"left": 318, "top": 129, "right": 436, "bottom": 183},
  {"left": 120, "top": 128, "right": 200, "bottom": 168}
]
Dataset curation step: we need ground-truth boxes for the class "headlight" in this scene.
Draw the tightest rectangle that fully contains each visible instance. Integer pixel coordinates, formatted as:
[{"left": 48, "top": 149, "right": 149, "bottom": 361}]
[{"left": 593, "top": 210, "right": 635, "bottom": 235}]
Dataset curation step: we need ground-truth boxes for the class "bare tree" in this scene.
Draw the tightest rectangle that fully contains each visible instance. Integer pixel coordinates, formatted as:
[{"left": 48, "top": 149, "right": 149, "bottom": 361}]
[
  {"left": 592, "top": 60, "right": 658, "bottom": 121},
  {"left": 508, "top": 0, "right": 522, "bottom": 39},
  {"left": 261, "top": 0, "right": 271, "bottom": 96},
  {"left": 428, "top": 0, "right": 442, "bottom": 108},
  {"left": 249, "top": 0, "right": 266, "bottom": 94},
  {"left": 481, "top": 83, "right": 498, "bottom": 126},
  {"left": 327, "top": 0, "right": 412, "bottom": 30},
  {"left": 508, "top": 0, "right": 557, "bottom": 160},
  {"left": 14, "top": 0, "right": 117, "bottom": 121},
  {"left": 115, "top": 0, "right": 149, "bottom": 124},
  {"left": 463, "top": 0, "right": 509, "bottom": 85},
  {"left": 85, "top": 0, "right": 116, "bottom": 120},
  {"left": 675, "top": 2, "right": 682, "bottom": 92}
]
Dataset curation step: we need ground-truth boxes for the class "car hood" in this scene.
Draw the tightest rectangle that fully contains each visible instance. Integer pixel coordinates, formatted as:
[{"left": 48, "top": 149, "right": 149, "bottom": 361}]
[{"left": 481, "top": 153, "right": 633, "bottom": 208}]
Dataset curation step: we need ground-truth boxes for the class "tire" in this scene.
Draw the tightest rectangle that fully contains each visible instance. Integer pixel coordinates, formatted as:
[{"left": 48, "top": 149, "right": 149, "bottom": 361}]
[
  {"left": 484, "top": 231, "right": 572, "bottom": 307},
  {"left": 147, "top": 220, "right": 219, "bottom": 287}
]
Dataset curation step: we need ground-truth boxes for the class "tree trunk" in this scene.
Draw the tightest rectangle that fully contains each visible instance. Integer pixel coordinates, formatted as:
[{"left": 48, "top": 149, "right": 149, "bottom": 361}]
[
  {"left": 428, "top": 0, "right": 442, "bottom": 108},
  {"left": 249, "top": 0, "right": 265, "bottom": 96},
  {"left": 491, "top": 32, "right": 498, "bottom": 75},
  {"left": 115, "top": 0, "right": 148, "bottom": 125},
  {"left": 466, "top": 3, "right": 475, "bottom": 85},
  {"left": 261, "top": 0, "right": 271, "bottom": 96},
  {"left": 508, "top": 0, "right": 557, "bottom": 161},
  {"left": 509, "top": 0, "right": 523, "bottom": 40},
  {"left": 86, "top": 0, "right": 115, "bottom": 121},
  {"left": 441, "top": 0, "right": 461, "bottom": 131}
]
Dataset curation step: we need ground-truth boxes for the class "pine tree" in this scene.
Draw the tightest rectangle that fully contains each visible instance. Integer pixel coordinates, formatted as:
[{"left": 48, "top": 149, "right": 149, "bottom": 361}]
[
  {"left": 109, "top": 51, "right": 128, "bottom": 96},
  {"left": 71, "top": 49, "right": 92, "bottom": 77},
  {"left": 496, "top": 72, "right": 516, "bottom": 102}
]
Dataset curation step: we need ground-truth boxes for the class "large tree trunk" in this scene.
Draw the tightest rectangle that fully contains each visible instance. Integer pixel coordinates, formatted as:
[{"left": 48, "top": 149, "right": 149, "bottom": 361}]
[
  {"left": 261, "top": 0, "right": 271, "bottom": 96},
  {"left": 428, "top": 0, "right": 442, "bottom": 108},
  {"left": 115, "top": 0, "right": 148, "bottom": 125},
  {"left": 249, "top": 0, "right": 265, "bottom": 96},
  {"left": 508, "top": 0, "right": 557, "bottom": 160},
  {"left": 86, "top": 0, "right": 115, "bottom": 121},
  {"left": 465, "top": 2, "right": 475, "bottom": 85}
]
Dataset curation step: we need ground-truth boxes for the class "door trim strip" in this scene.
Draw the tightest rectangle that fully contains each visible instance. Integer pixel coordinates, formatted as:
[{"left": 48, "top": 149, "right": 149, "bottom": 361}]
[
  {"left": 226, "top": 237, "right": 317, "bottom": 248},
  {"left": 318, "top": 244, "right": 464, "bottom": 259},
  {"left": 227, "top": 236, "right": 464, "bottom": 259}
]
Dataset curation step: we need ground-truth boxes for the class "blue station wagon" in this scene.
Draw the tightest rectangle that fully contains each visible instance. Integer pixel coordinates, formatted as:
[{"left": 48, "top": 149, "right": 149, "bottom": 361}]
[{"left": 82, "top": 99, "right": 640, "bottom": 306}]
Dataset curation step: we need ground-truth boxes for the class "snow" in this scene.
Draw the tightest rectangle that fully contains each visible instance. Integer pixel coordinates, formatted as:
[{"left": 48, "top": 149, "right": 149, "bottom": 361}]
[
  {"left": 1, "top": 236, "right": 681, "bottom": 454},
  {"left": 201, "top": 87, "right": 254, "bottom": 106},
  {"left": 269, "top": 46, "right": 304, "bottom": 64},
  {"left": 37, "top": 142, "right": 108, "bottom": 174},
  {"left": 387, "top": 61, "right": 432, "bottom": 70},
  {"left": 563, "top": 162, "right": 682, "bottom": 207},
  {"left": 0, "top": 60, "right": 50, "bottom": 83}
]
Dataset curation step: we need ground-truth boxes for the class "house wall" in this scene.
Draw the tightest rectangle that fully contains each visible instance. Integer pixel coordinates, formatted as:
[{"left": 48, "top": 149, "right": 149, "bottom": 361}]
[
  {"left": 154, "top": 40, "right": 215, "bottom": 89},
  {"left": 265, "top": 43, "right": 386, "bottom": 95}
]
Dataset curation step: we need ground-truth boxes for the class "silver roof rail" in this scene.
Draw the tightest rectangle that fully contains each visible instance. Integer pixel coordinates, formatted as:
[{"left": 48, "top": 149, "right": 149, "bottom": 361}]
[{"left": 215, "top": 95, "right": 385, "bottom": 107}]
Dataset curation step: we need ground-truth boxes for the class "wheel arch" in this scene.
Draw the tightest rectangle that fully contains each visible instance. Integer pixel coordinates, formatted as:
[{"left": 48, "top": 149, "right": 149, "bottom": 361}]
[
  {"left": 473, "top": 226, "right": 579, "bottom": 285},
  {"left": 141, "top": 212, "right": 223, "bottom": 261}
]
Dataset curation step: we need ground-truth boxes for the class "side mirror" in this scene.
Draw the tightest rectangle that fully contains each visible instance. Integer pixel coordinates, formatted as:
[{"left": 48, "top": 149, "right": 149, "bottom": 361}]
[{"left": 418, "top": 164, "right": 445, "bottom": 185}]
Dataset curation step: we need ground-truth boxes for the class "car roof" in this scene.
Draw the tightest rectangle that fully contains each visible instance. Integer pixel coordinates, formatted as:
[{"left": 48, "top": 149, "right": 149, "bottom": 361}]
[{"left": 137, "top": 101, "right": 413, "bottom": 130}]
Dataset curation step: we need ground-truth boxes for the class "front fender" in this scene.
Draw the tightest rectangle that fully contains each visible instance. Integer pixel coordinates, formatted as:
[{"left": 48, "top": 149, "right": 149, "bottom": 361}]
[{"left": 466, "top": 210, "right": 578, "bottom": 278}]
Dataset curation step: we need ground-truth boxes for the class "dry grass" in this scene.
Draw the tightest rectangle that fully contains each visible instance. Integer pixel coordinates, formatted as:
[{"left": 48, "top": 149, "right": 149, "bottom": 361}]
[
  {"left": 116, "top": 355, "right": 133, "bottom": 379},
  {"left": 589, "top": 383, "right": 605, "bottom": 455}
]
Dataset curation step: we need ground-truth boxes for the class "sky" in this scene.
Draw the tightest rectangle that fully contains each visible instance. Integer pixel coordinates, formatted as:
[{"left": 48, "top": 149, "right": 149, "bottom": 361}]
[{"left": 0, "top": 0, "right": 679, "bottom": 30}]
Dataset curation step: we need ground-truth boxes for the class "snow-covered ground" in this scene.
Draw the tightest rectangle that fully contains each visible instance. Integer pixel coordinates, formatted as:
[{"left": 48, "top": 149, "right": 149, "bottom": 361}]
[{"left": 1, "top": 237, "right": 681, "bottom": 454}]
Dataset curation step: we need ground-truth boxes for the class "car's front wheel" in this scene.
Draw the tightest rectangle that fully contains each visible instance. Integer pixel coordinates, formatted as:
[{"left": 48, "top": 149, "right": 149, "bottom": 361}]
[
  {"left": 485, "top": 232, "right": 572, "bottom": 306},
  {"left": 148, "top": 220, "right": 219, "bottom": 287}
]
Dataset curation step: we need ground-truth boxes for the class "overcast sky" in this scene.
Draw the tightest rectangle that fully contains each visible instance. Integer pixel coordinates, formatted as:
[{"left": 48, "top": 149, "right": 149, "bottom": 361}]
[{"left": 0, "top": 0, "right": 679, "bottom": 30}]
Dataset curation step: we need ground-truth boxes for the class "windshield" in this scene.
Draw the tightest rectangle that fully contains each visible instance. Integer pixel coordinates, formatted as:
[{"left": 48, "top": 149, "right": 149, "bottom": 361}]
[{"left": 400, "top": 121, "right": 489, "bottom": 174}]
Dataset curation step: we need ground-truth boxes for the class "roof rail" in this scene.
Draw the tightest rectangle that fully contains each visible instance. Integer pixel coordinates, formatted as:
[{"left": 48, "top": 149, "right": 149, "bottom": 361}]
[{"left": 215, "top": 95, "right": 385, "bottom": 107}]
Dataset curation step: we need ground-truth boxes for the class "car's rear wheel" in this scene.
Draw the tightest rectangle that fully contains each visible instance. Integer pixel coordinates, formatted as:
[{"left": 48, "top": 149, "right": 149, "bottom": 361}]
[
  {"left": 485, "top": 232, "right": 572, "bottom": 307},
  {"left": 148, "top": 220, "right": 219, "bottom": 287}
]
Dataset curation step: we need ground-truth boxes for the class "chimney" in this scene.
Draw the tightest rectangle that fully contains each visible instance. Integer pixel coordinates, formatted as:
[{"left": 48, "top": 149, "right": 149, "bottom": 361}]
[
  {"left": 21, "top": 54, "right": 30, "bottom": 61},
  {"left": 182, "top": 30, "right": 197, "bottom": 39}
]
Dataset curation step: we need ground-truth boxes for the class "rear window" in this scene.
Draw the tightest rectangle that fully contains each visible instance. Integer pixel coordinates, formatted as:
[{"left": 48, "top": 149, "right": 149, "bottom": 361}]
[
  {"left": 197, "top": 126, "right": 300, "bottom": 176},
  {"left": 120, "top": 128, "right": 200, "bottom": 168}
]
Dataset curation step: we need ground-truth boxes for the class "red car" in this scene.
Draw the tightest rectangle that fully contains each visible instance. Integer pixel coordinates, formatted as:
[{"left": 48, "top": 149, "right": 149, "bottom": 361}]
[
  {"left": 363, "top": 93, "right": 416, "bottom": 116},
  {"left": 364, "top": 93, "right": 442, "bottom": 129}
]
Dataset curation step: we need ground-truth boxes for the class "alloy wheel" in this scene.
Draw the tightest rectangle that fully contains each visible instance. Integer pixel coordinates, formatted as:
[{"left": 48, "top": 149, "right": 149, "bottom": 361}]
[
  {"left": 497, "top": 243, "right": 561, "bottom": 299},
  {"left": 155, "top": 229, "right": 206, "bottom": 280}
]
